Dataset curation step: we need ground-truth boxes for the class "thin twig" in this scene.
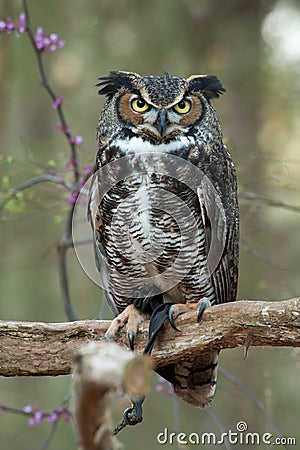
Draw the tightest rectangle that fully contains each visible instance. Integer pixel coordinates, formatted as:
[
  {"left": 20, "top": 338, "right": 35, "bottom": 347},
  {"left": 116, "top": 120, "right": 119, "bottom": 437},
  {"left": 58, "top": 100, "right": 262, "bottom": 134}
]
[
  {"left": 57, "top": 240, "right": 77, "bottom": 321},
  {"left": 240, "top": 192, "right": 300, "bottom": 214},
  {"left": 40, "top": 422, "right": 58, "bottom": 450},
  {"left": 240, "top": 243, "right": 291, "bottom": 271},
  {"left": 205, "top": 408, "right": 232, "bottom": 450},
  {"left": 22, "top": 0, "right": 87, "bottom": 320},
  {"left": 0, "top": 174, "right": 73, "bottom": 214},
  {"left": 22, "top": 0, "right": 80, "bottom": 185},
  {"left": 219, "top": 368, "right": 287, "bottom": 447}
]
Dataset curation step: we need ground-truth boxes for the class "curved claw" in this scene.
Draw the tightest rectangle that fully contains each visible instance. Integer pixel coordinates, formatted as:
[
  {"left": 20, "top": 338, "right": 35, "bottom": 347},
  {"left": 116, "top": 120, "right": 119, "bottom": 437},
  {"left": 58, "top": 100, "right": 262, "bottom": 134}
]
[
  {"left": 128, "top": 331, "right": 135, "bottom": 351},
  {"left": 168, "top": 306, "right": 181, "bottom": 332},
  {"left": 197, "top": 297, "right": 210, "bottom": 322},
  {"left": 105, "top": 331, "right": 113, "bottom": 342},
  {"left": 124, "top": 397, "right": 144, "bottom": 425}
]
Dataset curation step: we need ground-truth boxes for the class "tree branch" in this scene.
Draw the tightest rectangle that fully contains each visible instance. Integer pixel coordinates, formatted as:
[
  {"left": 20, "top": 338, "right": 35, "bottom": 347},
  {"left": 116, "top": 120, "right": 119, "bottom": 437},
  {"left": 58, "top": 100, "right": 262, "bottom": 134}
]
[
  {"left": 240, "top": 191, "right": 300, "bottom": 214},
  {"left": 0, "top": 298, "right": 299, "bottom": 377},
  {"left": 72, "top": 342, "right": 151, "bottom": 450}
]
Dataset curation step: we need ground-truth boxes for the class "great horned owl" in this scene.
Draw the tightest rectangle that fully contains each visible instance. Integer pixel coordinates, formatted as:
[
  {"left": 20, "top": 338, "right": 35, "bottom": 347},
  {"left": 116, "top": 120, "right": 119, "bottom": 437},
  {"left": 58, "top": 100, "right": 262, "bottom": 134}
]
[{"left": 88, "top": 71, "right": 239, "bottom": 408}]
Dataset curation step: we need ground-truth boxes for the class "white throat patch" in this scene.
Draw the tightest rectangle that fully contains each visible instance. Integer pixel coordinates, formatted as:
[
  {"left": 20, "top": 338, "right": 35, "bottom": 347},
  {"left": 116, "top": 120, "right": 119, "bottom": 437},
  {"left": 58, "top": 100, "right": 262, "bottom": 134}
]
[{"left": 113, "top": 135, "right": 195, "bottom": 155}]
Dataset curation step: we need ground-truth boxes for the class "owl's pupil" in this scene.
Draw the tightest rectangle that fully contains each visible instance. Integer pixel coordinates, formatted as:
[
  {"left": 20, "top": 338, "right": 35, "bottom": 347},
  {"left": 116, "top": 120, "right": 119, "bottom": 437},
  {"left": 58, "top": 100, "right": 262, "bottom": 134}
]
[
  {"left": 178, "top": 100, "right": 186, "bottom": 109},
  {"left": 137, "top": 99, "right": 145, "bottom": 108}
]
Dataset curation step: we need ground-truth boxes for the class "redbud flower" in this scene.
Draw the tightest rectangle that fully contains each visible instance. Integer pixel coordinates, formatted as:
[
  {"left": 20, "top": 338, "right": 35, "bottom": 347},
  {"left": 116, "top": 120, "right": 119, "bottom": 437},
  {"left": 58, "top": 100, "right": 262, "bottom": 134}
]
[
  {"left": 23, "top": 405, "right": 34, "bottom": 413},
  {"left": 17, "top": 13, "right": 26, "bottom": 33},
  {"left": 33, "top": 26, "right": 64, "bottom": 52},
  {"left": 68, "top": 136, "right": 83, "bottom": 146},
  {"left": 84, "top": 164, "right": 93, "bottom": 175},
  {"left": 156, "top": 384, "right": 164, "bottom": 392},
  {"left": 55, "top": 123, "right": 70, "bottom": 134},
  {"left": 64, "top": 156, "right": 75, "bottom": 169},
  {"left": 0, "top": 20, "right": 6, "bottom": 32},
  {"left": 156, "top": 376, "right": 174, "bottom": 395},
  {"left": 74, "top": 135, "right": 83, "bottom": 146},
  {"left": 52, "top": 96, "right": 63, "bottom": 109},
  {"left": 0, "top": 13, "right": 26, "bottom": 35},
  {"left": 68, "top": 192, "right": 78, "bottom": 205},
  {"left": 64, "top": 409, "right": 72, "bottom": 422},
  {"left": 28, "top": 410, "right": 43, "bottom": 426},
  {"left": 47, "top": 412, "right": 58, "bottom": 423}
]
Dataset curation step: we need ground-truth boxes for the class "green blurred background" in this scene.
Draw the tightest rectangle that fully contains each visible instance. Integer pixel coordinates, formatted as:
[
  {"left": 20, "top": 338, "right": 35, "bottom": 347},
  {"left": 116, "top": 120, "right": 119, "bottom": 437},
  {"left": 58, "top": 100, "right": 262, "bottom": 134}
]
[{"left": 1, "top": 0, "right": 300, "bottom": 449}]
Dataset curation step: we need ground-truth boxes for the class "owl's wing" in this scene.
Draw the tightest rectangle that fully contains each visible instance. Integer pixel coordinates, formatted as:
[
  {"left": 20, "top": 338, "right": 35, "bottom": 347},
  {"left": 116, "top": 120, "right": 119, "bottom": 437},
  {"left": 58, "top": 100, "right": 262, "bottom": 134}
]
[
  {"left": 197, "top": 174, "right": 238, "bottom": 304},
  {"left": 88, "top": 173, "right": 119, "bottom": 317}
]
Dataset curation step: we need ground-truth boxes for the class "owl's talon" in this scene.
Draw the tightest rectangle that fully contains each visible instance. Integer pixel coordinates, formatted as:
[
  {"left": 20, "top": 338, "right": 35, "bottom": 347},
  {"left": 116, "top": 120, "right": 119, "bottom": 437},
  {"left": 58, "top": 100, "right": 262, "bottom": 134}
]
[
  {"left": 168, "top": 305, "right": 182, "bottom": 332},
  {"left": 105, "top": 304, "right": 149, "bottom": 350},
  {"left": 105, "top": 331, "right": 113, "bottom": 342},
  {"left": 128, "top": 331, "right": 135, "bottom": 351},
  {"left": 197, "top": 297, "right": 210, "bottom": 322}
]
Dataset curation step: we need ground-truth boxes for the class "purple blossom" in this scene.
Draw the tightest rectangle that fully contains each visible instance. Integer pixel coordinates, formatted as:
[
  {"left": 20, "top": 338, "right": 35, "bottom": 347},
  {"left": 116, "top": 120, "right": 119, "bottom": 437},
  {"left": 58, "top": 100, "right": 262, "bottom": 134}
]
[
  {"left": 49, "top": 33, "right": 58, "bottom": 42},
  {"left": 167, "top": 385, "right": 174, "bottom": 395},
  {"left": 74, "top": 135, "right": 83, "bottom": 146},
  {"left": 28, "top": 417, "right": 36, "bottom": 426},
  {"left": 156, "top": 376, "right": 174, "bottom": 395},
  {"left": 84, "top": 163, "right": 93, "bottom": 175},
  {"left": 23, "top": 405, "right": 34, "bottom": 413},
  {"left": 52, "top": 96, "right": 63, "bottom": 109},
  {"left": 35, "top": 26, "right": 43, "bottom": 38},
  {"left": 0, "top": 20, "right": 6, "bottom": 32},
  {"left": 64, "top": 156, "right": 75, "bottom": 169},
  {"left": 46, "top": 407, "right": 72, "bottom": 423},
  {"left": 55, "top": 406, "right": 64, "bottom": 416},
  {"left": 68, "top": 192, "right": 79, "bottom": 205},
  {"left": 68, "top": 135, "right": 83, "bottom": 146},
  {"left": 47, "top": 412, "right": 58, "bottom": 423},
  {"left": 0, "top": 13, "right": 26, "bottom": 35},
  {"left": 5, "top": 18, "right": 15, "bottom": 35},
  {"left": 55, "top": 123, "right": 71, "bottom": 134},
  {"left": 0, "top": 13, "right": 64, "bottom": 43},
  {"left": 64, "top": 409, "right": 72, "bottom": 422},
  {"left": 18, "top": 13, "right": 26, "bottom": 33},
  {"left": 1, "top": 403, "right": 72, "bottom": 427},
  {"left": 34, "top": 411, "right": 43, "bottom": 423},
  {"left": 28, "top": 410, "right": 43, "bottom": 426},
  {"left": 57, "top": 39, "right": 65, "bottom": 48},
  {"left": 156, "top": 384, "right": 164, "bottom": 392},
  {"left": 33, "top": 26, "right": 64, "bottom": 52}
]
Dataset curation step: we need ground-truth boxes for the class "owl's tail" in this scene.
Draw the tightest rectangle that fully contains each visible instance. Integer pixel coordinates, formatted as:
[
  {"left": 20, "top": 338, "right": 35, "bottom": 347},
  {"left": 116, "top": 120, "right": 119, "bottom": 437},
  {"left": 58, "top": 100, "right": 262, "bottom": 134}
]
[{"left": 158, "top": 352, "right": 219, "bottom": 408}]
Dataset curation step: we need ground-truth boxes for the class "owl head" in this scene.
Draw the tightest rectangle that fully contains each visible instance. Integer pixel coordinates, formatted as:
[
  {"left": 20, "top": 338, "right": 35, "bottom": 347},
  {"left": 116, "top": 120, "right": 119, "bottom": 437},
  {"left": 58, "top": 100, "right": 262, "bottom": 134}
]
[{"left": 97, "top": 71, "right": 225, "bottom": 143}]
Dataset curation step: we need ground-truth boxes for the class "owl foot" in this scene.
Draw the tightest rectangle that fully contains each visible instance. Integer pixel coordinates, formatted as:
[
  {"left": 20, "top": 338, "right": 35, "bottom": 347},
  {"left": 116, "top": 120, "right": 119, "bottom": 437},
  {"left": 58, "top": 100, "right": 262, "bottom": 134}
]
[
  {"left": 125, "top": 397, "right": 144, "bottom": 425},
  {"left": 113, "top": 397, "right": 145, "bottom": 434},
  {"left": 168, "top": 297, "right": 211, "bottom": 328},
  {"left": 105, "top": 304, "right": 149, "bottom": 351}
]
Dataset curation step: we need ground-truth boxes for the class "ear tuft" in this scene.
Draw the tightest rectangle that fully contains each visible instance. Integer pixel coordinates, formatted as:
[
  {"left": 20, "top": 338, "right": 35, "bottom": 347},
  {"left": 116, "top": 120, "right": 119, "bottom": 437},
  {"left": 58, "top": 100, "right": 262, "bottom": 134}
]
[
  {"left": 187, "top": 75, "right": 226, "bottom": 100},
  {"left": 96, "top": 71, "right": 140, "bottom": 98}
]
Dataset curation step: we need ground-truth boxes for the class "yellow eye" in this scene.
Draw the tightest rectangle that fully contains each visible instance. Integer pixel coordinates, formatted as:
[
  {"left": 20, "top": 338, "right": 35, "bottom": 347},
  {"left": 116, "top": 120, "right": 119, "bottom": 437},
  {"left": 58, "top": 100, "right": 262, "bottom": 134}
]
[
  {"left": 173, "top": 98, "right": 192, "bottom": 114},
  {"left": 130, "top": 98, "right": 151, "bottom": 113}
]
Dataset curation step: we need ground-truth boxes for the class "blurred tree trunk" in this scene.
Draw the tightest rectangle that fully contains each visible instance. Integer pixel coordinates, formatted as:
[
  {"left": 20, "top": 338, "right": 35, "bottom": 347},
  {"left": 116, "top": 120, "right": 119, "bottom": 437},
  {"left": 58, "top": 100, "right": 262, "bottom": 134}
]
[
  {"left": 182, "top": 0, "right": 276, "bottom": 429},
  {"left": 183, "top": 0, "right": 275, "bottom": 296}
]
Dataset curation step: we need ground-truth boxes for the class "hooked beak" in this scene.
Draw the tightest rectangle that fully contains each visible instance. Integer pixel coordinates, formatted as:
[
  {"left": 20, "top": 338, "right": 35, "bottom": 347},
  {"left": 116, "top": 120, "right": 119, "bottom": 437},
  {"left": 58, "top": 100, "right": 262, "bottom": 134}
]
[{"left": 155, "top": 109, "right": 168, "bottom": 136}]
